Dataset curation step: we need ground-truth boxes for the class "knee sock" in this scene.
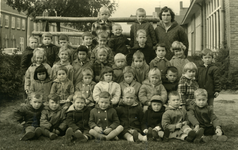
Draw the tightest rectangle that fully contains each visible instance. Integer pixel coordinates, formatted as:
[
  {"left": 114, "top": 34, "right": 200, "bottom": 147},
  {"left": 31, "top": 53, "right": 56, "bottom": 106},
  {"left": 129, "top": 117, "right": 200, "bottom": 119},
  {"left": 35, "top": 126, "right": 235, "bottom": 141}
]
[
  {"left": 89, "top": 129, "right": 103, "bottom": 139},
  {"left": 158, "top": 131, "right": 164, "bottom": 138},
  {"left": 138, "top": 133, "right": 147, "bottom": 141},
  {"left": 124, "top": 133, "right": 134, "bottom": 142},
  {"left": 106, "top": 126, "right": 124, "bottom": 140}
]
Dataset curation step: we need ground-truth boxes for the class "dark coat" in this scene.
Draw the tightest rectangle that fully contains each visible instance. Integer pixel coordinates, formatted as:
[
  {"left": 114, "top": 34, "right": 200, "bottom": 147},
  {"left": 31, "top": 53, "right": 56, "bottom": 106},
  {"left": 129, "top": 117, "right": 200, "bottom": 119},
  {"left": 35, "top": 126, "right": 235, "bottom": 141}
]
[
  {"left": 108, "top": 34, "right": 130, "bottom": 55},
  {"left": 162, "top": 78, "right": 179, "bottom": 95},
  {"left": 40, "top": 43, "right": 59, "bottom": 67},
  {"left": 20, "top": 46, "right": 34, "bottom": 75}
]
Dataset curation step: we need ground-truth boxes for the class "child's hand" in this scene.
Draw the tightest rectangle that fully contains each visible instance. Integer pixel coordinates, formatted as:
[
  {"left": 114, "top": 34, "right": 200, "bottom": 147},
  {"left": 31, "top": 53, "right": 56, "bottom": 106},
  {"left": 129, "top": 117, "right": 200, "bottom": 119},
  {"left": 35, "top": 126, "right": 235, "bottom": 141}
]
[
  {"left": 103, "top": 128, "right": 112, "bottom": 135},
  {"left": 55, "top": 129, "right": 60, "bottom": 135},
  {"left": 194, "top": 125, "right": 199, "bottom": 132},
  {"left": 143, "top": 129, "right": 148, "bottom": 134},
  {"left": 175, "top": 123, "right": 182, "bottom": 129},
  {"left": 153, "top": 126, "right": 161, "bottom": 132},
  {"left": 94, "top": 126, "right": 103, "bottom": 133},
  {"left": 214, "top": 92, "right": 219, "bottom": 98},
  {"left": 215, "top": 126, "right": 222, "bottom": 136}
]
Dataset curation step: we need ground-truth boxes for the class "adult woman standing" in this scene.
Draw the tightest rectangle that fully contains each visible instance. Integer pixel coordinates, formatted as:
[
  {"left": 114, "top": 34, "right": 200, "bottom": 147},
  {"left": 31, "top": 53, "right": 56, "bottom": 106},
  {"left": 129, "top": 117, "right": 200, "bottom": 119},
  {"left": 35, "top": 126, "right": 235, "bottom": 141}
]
[{"left": 155, "top": 7, "right": 189, "bottom": 60}]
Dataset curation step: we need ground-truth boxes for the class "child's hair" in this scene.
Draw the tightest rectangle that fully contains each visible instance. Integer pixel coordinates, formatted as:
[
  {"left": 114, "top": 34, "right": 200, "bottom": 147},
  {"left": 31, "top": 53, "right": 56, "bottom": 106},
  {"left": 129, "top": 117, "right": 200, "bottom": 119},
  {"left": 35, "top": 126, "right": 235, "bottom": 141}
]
[
  {"left": 29, "top": 36, "right": 38, "bottom": 42},
  {"left": 82, "top": 32, "right": 92, "bottom": 40},
  {"left": 82, "top": 67, "right": 94, "bottom": 77},
  {"left": 77, "top": 45, "right": 88, "bottom": 54},
  {"left": 31, "top": 48, "right": 47, "bottom": 63},
  {"left": 159, "top": 6, "right": 175, "bottom": 22},
  {"left": 99, "top": 5, "right": 110, "bottom": 14},
  {"left": 170, "top": 41, "right": 186, "bottom": 52},
  {"left": 48, "top": 93, "right": 60, "bottom": 103},
  {"left": 56, "top": 66, "right": 68, "bottom": 75},
  {"left": 42, "top": 32, "right": 52, "bottom": 39},
  {"left": 123, "top": 87, "right": 135, "bottom": 96},
  {"left": 136, "top": 29, "right": 146, "bottom": 37},
  {"left": 96, "top": 46, "right": 109, "bottom": 57},
  {"left": 166, "top": 66, "right": 178, "bottom": 74},
  {"left": 58, "top": 47, "right": 70, "bottom": 56},
  {"left": 114, "top": 53, "right": 126, "bottom": 61},
  {"left": 97, "top": 31, "right": 109, "bottom": 39},
  {"left": 148, "top": 68, "right": 161, "bottom": 78},
  {"left": 29, "top": 92, "right": 43, "bottom": 101},
  {"left": 183, "top": 62, "right": 198, "bottom": 74},
  {"left": 168, "top": 91, "right": 180, "bottom": 100},
  {"left": 136, "top": 8, "right": 146, "bottom": 14},
  {"left": 194, "top": 88, "right": 208, "bottom": 99},
  {"left": 156, "top": 43, "right": 166, "bottom": 49},
  {"left": 133, "top": 50, "right": 144, "bottom": 60},
  {"left": 123, "top": 66, "right": 135, "bottom": 77},
  {"left": 99, "top": 66, "right": 113, "bottom": 81},
  {"left": 58, "top": 34, "right": 69, "bottom": 41},
  {"left": 201, "top": 48, "right": 213, "bottom": 58},
  {"left": 73, "top": 91, "right": 86, "bottom": 103},
  {"left": 112, "top": 24, "right": 122, "bottom": 30},
  {"left": 99, "top": 91, "right": 111, "bottom": 99},
  {"left": 34, "top": 64, "right": 49, "bottom": 80}
]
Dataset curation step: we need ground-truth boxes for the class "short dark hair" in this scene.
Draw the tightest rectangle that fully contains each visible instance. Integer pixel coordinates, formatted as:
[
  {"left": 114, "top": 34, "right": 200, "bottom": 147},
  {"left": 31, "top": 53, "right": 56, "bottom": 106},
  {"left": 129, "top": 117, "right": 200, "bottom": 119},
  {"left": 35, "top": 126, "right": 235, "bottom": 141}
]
[
  {"left": 34, "top": 64, "right": 49, "bottom": 80},
  {"left": 82, "top": 32, "right": 92, "bottom": 40},
  {"left": 159, "top": 6, "right": 175, "bottom": 22},
  {"left": 99, "top": 91, "right": 111, "bottom": 99},
  {"left": 168, "top": 91, "right": 180, "bottom": 99},
  {"left": 99, "top": 66, "right": 114, "bottom": 81},
  {"left": 48, "top": 93, "right": 60, "bottom": 103},
  {"left": 29, "top": 92, "right": 43, "bottom": 101},
  {"left": 58, "top": 34, "right": 69, "bottom": 41},
  {"left": 77, "top": 45, "right": 88, "bottom": 54},
  {"left": 201, "top": 48, "right": 213, "bottom": 58},
  {"left": 166, "top": 66, "right": 178, "bottom": 74},
  {"left": 56, "top": 66, "right": 68, "bottom": 75}
]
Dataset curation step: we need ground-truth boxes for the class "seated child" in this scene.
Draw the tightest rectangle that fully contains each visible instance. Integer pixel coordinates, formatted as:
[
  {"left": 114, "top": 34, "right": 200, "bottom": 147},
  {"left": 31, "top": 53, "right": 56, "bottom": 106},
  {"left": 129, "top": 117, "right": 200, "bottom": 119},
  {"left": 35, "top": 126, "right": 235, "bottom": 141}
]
[
  {"left": 81, "top": 32, "right": 96, "bottom": 58},
  {"left": 25, "top": 48, "right": 52, "bottom": 96},
  {"left": 92, "top": 46, "right": 112, "bottom": 82},
  {"left": 52, "top": 47, "right": 74, "bottom": 82},
  {"left": 162, "top": 91, "right": 203, "bottom": 142},
  {"left": 72, "top": 45, "right": 93, "bottom": 85},
  {"left": 131, "top": 50, "right": 149, "bottom": 84},
  {"left": 112, "top": 53, "right": 127, "bottom": 83},
  {"left": 139, "top": 68, "right": 167, "bottom": 112},
  {"left": 170, "top": 41, "right": 190, "bottom": 79},
  {"left": 149, "top": 43, "right": 171, "bottom": 81},
  {"left": 93, "top": 66, "right": 121, "bottom": 107},
  {"left": 142, "top": 95, "right": 165, "bottom": 141},
  {"left": 108, "top": 24, "right": 130, "bottom": 55},
  {"left": 65, "top": 94, "right": 92, "bottom": 145},
  {"left": 178, "top": 62, "right": 199, "bottom": 109},
  {"left": 40, "top": 94, "right": 67, "bottom": 140},
  {"left": 163, "top": 66, "right": 179, "bottom": 97},
  {"left": 50, "top": 66, "right": 74, "bottom": 110},
  {"left": 29, "top": 64, "right": 52, "bottom": 103},
  {"left": 89, "top": 91, "right": 123, "bottom": 140},
  {"left": 75, "top": 68, "right": 96, "bottom": 107},
  {"left": 116, "top": 87, "right": 146, "bottom": 143},
  {"left": 187, "top": 88, "right": 227, "bottom": 142},
  {"left": 14, "top": 92, "right": 44, "bottom": 141}
]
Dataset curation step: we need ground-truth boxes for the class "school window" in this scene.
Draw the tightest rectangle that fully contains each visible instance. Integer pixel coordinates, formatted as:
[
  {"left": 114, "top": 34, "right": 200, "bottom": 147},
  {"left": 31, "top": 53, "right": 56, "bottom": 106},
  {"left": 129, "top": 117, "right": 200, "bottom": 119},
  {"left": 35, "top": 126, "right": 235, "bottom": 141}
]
[
  {"left": 5, "top": 15, "right": 9, "bottom": 27},
  {"left": 22, "top": 19, "right": 25, "bottom": 30},
  {"left": 17, "top": 18, "right": 20, "bottom": 29},
  {"left": 20, "top": 37, "right": 24, "bottom": 51},
  {"left": 11, "top": 17, "right": 15, "bottom": 28},
  {"left": 12, "top": 35, "right": 16, "bottom": 48}
]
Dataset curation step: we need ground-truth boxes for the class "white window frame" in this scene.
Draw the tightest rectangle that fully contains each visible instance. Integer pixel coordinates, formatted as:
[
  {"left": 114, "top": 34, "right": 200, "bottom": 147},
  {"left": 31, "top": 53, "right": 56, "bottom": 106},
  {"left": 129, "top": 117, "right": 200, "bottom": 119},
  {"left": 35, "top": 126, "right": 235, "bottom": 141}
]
[
  {"left": 22, "top": 19, "right": 25, "bottom": 30},
  {"left": 5, "top": 15, "right": 9, "bottom": 27},
  {"left": 11, "top": 16, "right": 15, "bottom": 28},
  {"left": 20, "top": 37, "right": 24, "bottom": 51},
  {"left": 17, "top": 18, "right": 20, "bottom": 29}
]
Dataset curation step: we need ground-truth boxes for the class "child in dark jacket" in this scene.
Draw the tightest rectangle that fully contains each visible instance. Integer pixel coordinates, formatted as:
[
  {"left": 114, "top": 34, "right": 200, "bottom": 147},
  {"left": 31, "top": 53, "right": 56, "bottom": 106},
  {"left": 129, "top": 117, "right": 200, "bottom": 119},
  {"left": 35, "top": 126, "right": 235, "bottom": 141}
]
[
  {"left": 116, "top": 87, "right": 146, "bottom": 142},
  {"left": 142, "top": 95, "right": 165, "bottom": 141},
  {"left": 40, "top": 94, "right": 67, "bottom": 140},
  {"left": 81, "top": 32, "right": 96, "bottom": 58},
  {"left": 14, "top": 92, "right": 44, "bottom": 141},
  {"left": 65, "top": 94, "right": 92, "bottom": 145},
  {"left": 89, "top": 92, "right": 123, "bottom": 140}
]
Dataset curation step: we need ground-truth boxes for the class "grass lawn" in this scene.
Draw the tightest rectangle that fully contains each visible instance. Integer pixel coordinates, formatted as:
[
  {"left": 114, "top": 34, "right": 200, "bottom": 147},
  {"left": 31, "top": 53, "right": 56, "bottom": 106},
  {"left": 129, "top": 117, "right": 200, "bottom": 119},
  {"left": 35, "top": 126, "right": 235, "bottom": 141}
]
[{"left": 0, "top": 98, "right": 238, "bottom": 150}]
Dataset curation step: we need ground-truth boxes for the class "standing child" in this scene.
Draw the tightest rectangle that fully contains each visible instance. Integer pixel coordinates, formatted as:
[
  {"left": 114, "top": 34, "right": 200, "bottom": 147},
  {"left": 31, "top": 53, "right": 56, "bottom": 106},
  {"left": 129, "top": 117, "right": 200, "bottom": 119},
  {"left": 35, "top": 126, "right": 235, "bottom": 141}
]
[
  {"left": 72, "top": 45, "right": 93, "bottom": 85},
  {"left": 14, "top": 92, "right": 44, "bottom": 141},
  {"left": 162, "top": 91, "right": 203, "bottom": 142},
  {"left": 65, "top": 95, "right": 92, "bottom": 145},
  {"left": 25, "top": 48, "right": 52, "bottom": 96},
  {"left": 52, "top": 47, "right": 74, "bottom": 82},
  {"left": 149, "top": 43, "right": 171, "bottom": 81},
  {"left": 197, "top": 49, "right": 220, "bottom": 106},
  {"left": 131, "top": 50, "right": 149, "bottom": 84},
  {"left": 112, "top": 53, "right": 127, "bottom": 83},
  {"left": 29, "top": 64, "right": 52, "bottom": 103},
  {"left": 40, "top": 33, "right": 59, "bottom": 67},
  {"left": 93, "top": 66, "right": 121, "bottom": 107},
  {"left": 170, "top": 41, "right": 190, "bottom": 79},
  {"left": 116, "top": 87, "right": 146, "bottom": 143},
  {"left": 142, "top": 95, "right": 165, "bottom": 141},
  {"left": 50, "top": 66, "right": 74, "bottom": 110},
  {"left": 108, "top": 24, "right": 130, "bottom": 55},
  {"left": 163, "top": 66, "right": 179, "bottom": 95},
  {"left": 187, "top": 89, "right": 227, "bottom": 142},
  {"left": 89, "top": 92, "right": 123, "bottom": 140},
  {"left": 75, "top": 68, "right": 96, "bottom": 107},
  {"left": 81, "top": 32, "right": 96, "bottom": 58},
  {"left": 178, "top": 62, "right": 199, "bottom": 109},
  {"left": 139, "top": 68, "right": 167, "bottom": 112},
  {"left": 40, "top": 94, "right": 67, "bottom": 140}
]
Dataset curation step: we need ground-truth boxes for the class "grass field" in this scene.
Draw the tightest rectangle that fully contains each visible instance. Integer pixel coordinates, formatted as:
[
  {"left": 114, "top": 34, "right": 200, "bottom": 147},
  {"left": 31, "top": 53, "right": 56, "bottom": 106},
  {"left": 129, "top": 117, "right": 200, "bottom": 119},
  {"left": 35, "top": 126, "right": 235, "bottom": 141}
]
[{"left": 0, "top": 98, "right": 238, "bottom": 150}]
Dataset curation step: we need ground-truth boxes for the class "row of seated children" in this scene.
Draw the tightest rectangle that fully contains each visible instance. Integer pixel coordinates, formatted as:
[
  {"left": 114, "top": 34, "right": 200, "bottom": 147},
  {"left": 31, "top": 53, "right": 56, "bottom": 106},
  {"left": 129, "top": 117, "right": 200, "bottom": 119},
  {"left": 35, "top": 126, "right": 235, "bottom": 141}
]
[{"left": 14, "top": 87, "right": 227, "bottom": 145}]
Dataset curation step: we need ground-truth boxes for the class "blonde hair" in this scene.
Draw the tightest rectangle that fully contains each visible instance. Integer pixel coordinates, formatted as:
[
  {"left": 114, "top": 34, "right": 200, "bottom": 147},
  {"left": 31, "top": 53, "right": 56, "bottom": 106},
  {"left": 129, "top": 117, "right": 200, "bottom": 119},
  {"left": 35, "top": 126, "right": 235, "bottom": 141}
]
[
  {"left": 183, "top": 62, "right": 198, "bottom": 73},
  {"left": 112, "top": 24, "right": 122, "bottom": 30},
  {"left": 73, "top": 91, "right": 86, "bottom": 103},
  {"left": 136, "top": 8, "right": 146, "bottom": 14},
  {"left": 148, "top": 68, "right": 161, "bottom": 78},
  {"left": 96, "top": 46, "right": 109, "bottom": 58},
  {"left": 194, "top": 88, "right": 208, "bottom": 99},
  {"left": 114, "top": 53, "right": 126, "bottom": 61},
  {"left": 31, "top": 48, "right": 47, "bottom": 63},
  {"left": 99, "top": 6, "right": 110, "bottom": 15},
  {"left": 136, "top": 29, "right": 146, "bottom": 37},
  {"left": 170, "top": 41, "right": 186, "bottom": 52},
  {"left": 123, "top": 87, "right": 135, "bottom": 96},
  {"left": 133, "top": 50, "right": 144, "bottom": 60},
  {"left": 29, "top": 36, "right": 38, "bottom": 42},
  {"left": 58, "top": 47, "right": 70, "bottom": 61}
]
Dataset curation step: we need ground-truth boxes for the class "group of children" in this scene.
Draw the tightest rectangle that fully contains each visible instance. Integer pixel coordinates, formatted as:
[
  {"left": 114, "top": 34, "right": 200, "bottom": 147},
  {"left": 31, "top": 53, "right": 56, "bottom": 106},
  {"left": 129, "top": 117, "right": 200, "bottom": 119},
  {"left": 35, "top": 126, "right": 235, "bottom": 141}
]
[{"left": 16, "top": 5, "right": 227, "bottom": 145}]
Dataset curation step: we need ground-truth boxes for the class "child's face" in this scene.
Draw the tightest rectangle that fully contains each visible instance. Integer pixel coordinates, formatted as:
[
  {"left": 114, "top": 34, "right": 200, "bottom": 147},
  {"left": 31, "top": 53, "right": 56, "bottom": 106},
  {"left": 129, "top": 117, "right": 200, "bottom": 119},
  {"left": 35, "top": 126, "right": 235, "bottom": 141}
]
[
  {"left": 29, "top": 39, "right": 38, "bottom": 49},
  {"left": 149, "top": 75, "right": 160, "bottom": 85},
  {"left": 83, "top": 75, "right": 92, "bottom": 85},
  {"left": 74, "top": 98, "right": 86, "bottom": 110},
  {"left": 98, "top": 52, "right": 107, "bottom": 62},
  {"left": 98, "top": 98, "right": 110, "bottom": 110},
  {"left": 202, "top": 54, "right": 213, "bottom": 65},
  {"left": 83, "top": 36, "right": 92, "bottom": 46},
  {"left": 136, "top": 33, "right": 147, "bottom": 45},
  {"left": 123, "top": 93, "right": 135, "bottom": 106},
  {"left": 166, "top": 70, "right": 177, "bottom": 83},
  {"left": 30, "top": 97, "right": 42, "bottom": 110},
  {"left": 99, "top": 11, "right": 110, "bottom": 21},
  {"left": 98, "top": 37, "right": 107, "bottom": 46},
  {"left": 156, "top": 47, "right": 166, "bottom": 58},
  {"left": 124, "top": 73, "right": 134, "bottom": 84},
  {"left": 195, "top": 95, "right": 207, "bottom": 108},
  {"left": 168, "top": 95, "right": 181, "bottom": 108},
  {"left": 136, "top": 11, "right": 146, "bottom": 23},
  {"left": 151, "top": 102, "right": 162, "bottom": 112},
  {"left": 185, "top": 70, "right": 196, "bottom": 78},
  {"left": 174, "top": 49, "right": 184, "bottom": 58},
  {"left": 133, "top": 58, "right": 143, "bottom": 68},
  {"left": 36, "top": 54, "right": 44, "bottom": 64},
  {"left": 57, "top": 70, "right": 67, "bottom": 82},
  {"left": 48, "top": 99, "right": 59, "bottom": 111},
  {"left": 115, "top": 59, "right": 126, "bottom": 68},
  {"left": 104, "top": 72, "right": 112, "bottom": 82},
  {"left": 78, "top": 51, "right": 87, "bottom": 61},
  {"left": 37, "top": 72, "right": 46, "bottom": 81},
  {"left": 42, "top": 37, "right": 52, "bottom": 45},
  {"left": 59, "top": 51, "right": 69, "bottom": 62},
  {"left": 59, "top": 40, "right": 69, "bottom": 47},
  {"left": 112, "top": 26, "right": 122, "bottom": 36}
]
